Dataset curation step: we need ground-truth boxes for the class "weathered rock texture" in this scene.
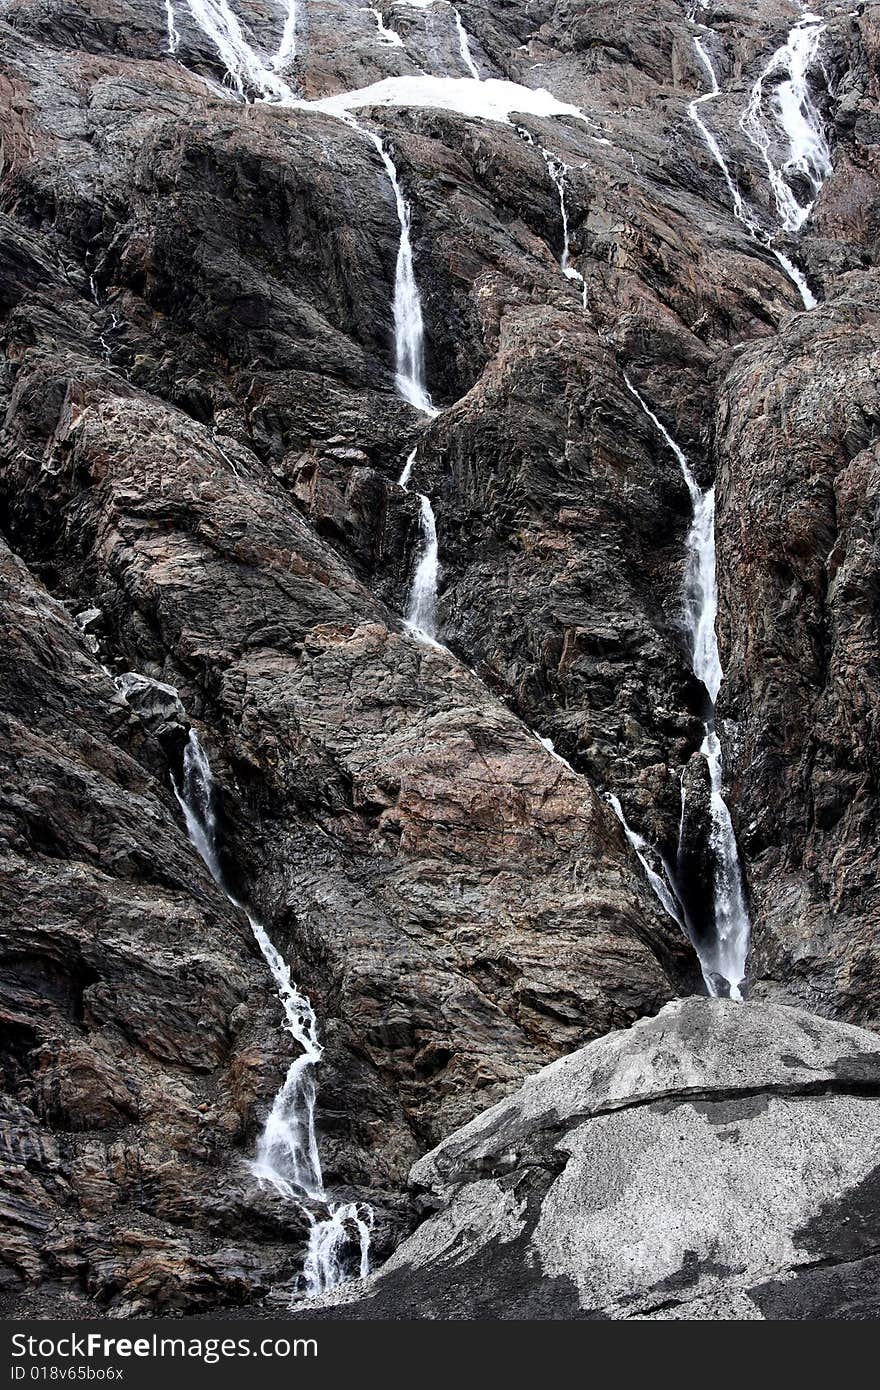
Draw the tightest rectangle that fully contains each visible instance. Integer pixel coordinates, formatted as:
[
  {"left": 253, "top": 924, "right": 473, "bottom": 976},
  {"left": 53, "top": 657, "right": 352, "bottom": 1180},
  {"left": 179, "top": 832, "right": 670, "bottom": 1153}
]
[
  {"left": 0, "top": 0, "right": 878, "bottom": 1315},
  {"left": 297, "top": 999, "right": 880, "bottom": 1319}
]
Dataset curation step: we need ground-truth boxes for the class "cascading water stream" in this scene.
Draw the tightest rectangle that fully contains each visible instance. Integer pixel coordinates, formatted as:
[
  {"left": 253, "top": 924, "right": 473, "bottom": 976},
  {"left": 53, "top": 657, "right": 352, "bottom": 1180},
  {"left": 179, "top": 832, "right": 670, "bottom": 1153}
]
[
  {"left": 531, "top": 735, "right": 692, "bottom": 951},
  {"left": 515, "top": 126, "right": 588, "bottom": 309},
  {"left": 173, "top": 0, "right": 296, "bottom": 99},
  {"left": 739, "top": 12, "right": 832, "bottom": 234},
  {"left": 543, "top": 153, "right": 588, "bottom": 310},
  {"left": 272, "top": 0, "right": 299, "bottom": 72},
  {"left": 688, "top": 37, "right": 751, "bottom": 228},
  {"left": 606, "top": 794, "right": 688, "bottom": 934},
  {"left": 171, "top": 729, "right": 372, "bottom": 1295},
  {"left": 624, "top": 377, "right": 750, "bottom": 1000},
  {"left": 165, "top": 0, "right": 181, "bottom": 53},
  {"left": 395, "top": 0, "right": 482, "bottom": 77},
  {"left": 687, "top": 13, "right": 831, "bottom": 310},
  {"left": 170, "top": 2, "right": 444, "bottom": 656},
  {"left": 166, "top": 2, "right": 440, "bottom": 415},
  {"left": 398, "top": 449, "right": 441, "bottom": 644},
  {"left": 452, "top": 7, "right": 480, "bottom": 79},
  {"left": 363, "top": 6, "right": 405, "bottom": 47},
  {"left": 405, "top": 494, "right": 440, "bottom": 640},
  {"left": 363, "top": 132, "right": 438, "bottom": 416}
]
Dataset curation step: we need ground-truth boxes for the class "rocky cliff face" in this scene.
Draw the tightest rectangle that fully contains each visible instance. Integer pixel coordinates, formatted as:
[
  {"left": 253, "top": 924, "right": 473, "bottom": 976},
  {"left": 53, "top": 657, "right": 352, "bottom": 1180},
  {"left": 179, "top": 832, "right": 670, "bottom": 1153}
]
[{"left": 0, "top": 0, "right": 878, "bottom": 1316}]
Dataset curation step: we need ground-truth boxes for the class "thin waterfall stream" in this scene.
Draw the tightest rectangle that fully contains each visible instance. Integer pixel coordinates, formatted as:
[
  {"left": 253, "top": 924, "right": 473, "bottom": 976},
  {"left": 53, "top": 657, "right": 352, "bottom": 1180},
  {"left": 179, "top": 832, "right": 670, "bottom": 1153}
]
[
  {"left": 452, "top": 7, "right": 480, "bottom": 79},
  {"left": 398, "top": 449, "right": 441, "bottom": 644},
  {"left": 363, "top": 131, "right": 437, "bottom": 417},
  {"left": 739, "top": 11, "right": 832, "bottom": 235},
  {"left": 687, "top": 8, "right": 832, "bottom": 309},
  {"left": 172, "top": 729, "right": 373, "bottom": 1296},
  {"left": 167, "top": 0, "right": 445, "bottom": 645},
  {"left": 515, "top": 125, "right": 588, "bottom": 309},
  {"left": 625, "top": 378, "right": 750, "bottom": 1000}
]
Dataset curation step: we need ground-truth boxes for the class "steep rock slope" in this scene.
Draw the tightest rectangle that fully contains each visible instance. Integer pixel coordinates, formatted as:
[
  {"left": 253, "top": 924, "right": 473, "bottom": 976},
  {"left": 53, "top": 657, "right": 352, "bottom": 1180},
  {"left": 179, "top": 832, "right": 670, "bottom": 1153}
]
[
  {"left": 0, "top": 537, "right": 322, "bottom": 1313},
  {"left": 717, "top": 280, "right": 880, "bottom": 1024}
]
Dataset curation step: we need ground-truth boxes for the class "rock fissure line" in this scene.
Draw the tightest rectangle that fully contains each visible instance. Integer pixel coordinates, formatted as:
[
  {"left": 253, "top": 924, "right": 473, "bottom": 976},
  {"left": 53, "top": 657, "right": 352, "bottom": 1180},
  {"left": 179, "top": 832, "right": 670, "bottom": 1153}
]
[{"left": 426, "top": 1073, "right": 880, "bottom": 1187}]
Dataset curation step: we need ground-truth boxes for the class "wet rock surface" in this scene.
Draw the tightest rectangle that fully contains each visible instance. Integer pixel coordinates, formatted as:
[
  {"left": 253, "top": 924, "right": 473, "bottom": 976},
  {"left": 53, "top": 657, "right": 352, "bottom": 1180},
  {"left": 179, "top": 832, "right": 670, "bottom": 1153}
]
[
  {"left": 295, "top": 999, "right": 880, "bottom": 1319},
  {"left": 0, "top": 0, "right": 878, "bottom": 1314}
]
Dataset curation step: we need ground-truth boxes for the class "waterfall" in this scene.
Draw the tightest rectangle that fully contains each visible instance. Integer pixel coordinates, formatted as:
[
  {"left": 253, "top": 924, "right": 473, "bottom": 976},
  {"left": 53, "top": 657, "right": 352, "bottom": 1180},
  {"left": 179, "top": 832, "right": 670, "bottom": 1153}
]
[
  {"left": 625, "top": 377, "right": 750, "bottom": 1000},
  {"left": 246, "top": 911, "right": 324, "bottom": 1202},
  {"left": 363, "top": 6, "right": 405, "bottom": 47},
  {"left": 688, "top": 38, "right": 751, "bottom": 229},
  {"left": 398, "top": 446, "right": 417, "bottom": 489},
  {"left": 535, "top": 733, "right": 575, "bottom": 771},
  {"left": 394, "top": 0, "right": 482, "bottom": 77},
  {"left": 271, "top": 1, "right": 298, "bottom": 72},
  {"left": 406, "top": 495, "right": 440, "bottom": 641},
  {"left": 687, "top": 23, "right": 828, "bottom": 310},
  {"left": 174, "top": 2, "right": 438, "bottom": 410},
  {"left": 179, "top": 0, "right": 296, "bottom": 100},
  {"left": 171, "top": 729, "right": 372, "bottom": 1292},
  {"left": 739, "top": 13, "right": 832, "bottom": 234},
  {"left": 164, "top": 0, "right": 181, "bottom": 53},
  {"left": 303, "top": 1204, "right": 373, "bottom": 1297},
  {"left": 352, "top": 127, "right": 436, "bottom": 415},
  {"left": 515, "top": 126, "right": 588, "bottom": 308},
  {"left": 543, "top": 154, "right": 588, "bottom": 310},
  {"left": 173, "top": 729, "right": 225, "bottom": 885},
  {"left": 532, "top": 733, "right": 691, "bottom": 944},
  {"left": 398, "top": 450, "right": 441, "bottom": 643},
  {"left": 381, "top": 142, "right": 436, "bottom": 415},
  {"left": 452, "top": 8, "right": 480, "bottom": 79},
  {"left": 606, "top": 794, "right": 688, "bottom": 934}
]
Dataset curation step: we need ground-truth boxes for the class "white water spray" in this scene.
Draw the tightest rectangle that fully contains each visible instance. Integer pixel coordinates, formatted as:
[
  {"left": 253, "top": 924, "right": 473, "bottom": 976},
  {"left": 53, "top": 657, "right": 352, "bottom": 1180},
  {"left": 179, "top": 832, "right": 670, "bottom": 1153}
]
[
  {"left": 398, "top": 450, "right": 441, "bottom": 643},
  {"left": 452, "top": 8, "right": 480, "bottom": 79},
  {"left": 179, "top": 0, "right": 295, "bottom": 99},
  {"left": 247, "top": 910, "right": 325, "bottom": 1202},
  {"left": 740, "top": 13, "right": 832, "bottom": 234},
  {"left": 171, "top": 729, "right": 372, "bottom": 1291},
  {"left": 625, "top": 377, "right": 750, "bottom": 999},
  {"left": 363, "top": 6, "right": 405, "bottom": 47},
  {"left": 303, "top": 1204, "right": 373, "bottom": 1297},
  {"left": 687, "top": 24, "right": 828, "bottom": 310},
  {"left": 606, "top": 793, "right": 688, "bottom": 934}
]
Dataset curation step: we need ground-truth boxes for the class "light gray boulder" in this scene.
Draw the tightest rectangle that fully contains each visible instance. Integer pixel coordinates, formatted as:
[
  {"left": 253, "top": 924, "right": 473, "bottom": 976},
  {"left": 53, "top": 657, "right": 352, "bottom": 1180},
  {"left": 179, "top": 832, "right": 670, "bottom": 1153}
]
[{"left": 296, "top": 998, "right": 880, "bottom": 1319}]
